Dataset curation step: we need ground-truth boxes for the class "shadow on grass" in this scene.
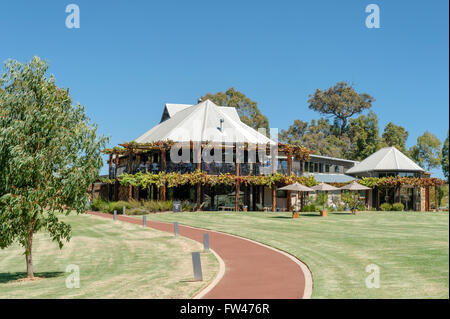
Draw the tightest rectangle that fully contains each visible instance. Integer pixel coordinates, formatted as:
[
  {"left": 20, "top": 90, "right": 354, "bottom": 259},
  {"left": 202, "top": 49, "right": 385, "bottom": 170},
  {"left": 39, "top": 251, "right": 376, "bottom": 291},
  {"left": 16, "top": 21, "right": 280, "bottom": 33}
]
[{"left": 0, "top": 271, "right": 64, "bottom": 284}]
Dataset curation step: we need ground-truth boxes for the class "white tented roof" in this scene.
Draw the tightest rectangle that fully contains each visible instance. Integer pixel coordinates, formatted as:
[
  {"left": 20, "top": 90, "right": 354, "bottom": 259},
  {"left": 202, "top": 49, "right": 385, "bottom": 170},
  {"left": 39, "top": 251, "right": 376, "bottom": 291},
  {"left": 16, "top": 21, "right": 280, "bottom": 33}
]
[
  {"left": 136, "top": 100, "right": 275, "bottom": 145},
  {"left": 345, "top": 146, "right": 424, "bottom": 175}
]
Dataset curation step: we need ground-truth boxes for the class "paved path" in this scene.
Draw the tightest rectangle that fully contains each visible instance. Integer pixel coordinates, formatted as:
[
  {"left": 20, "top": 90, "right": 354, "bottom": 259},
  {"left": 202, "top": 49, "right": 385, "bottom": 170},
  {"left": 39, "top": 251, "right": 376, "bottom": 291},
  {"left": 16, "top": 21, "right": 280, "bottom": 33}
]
[{"left": 88, "top": 211, "right": 311, "bottom": 299}]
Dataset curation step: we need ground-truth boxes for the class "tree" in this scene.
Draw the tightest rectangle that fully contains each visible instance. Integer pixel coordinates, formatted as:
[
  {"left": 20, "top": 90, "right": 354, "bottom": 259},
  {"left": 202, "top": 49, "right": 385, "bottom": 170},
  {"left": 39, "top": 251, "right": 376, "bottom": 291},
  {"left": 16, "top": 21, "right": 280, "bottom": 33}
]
[
  {"left": 442, "top": 130, "right": 449, "bottom": 182},
  {"left": 0, "top": 57, "right": 107, "bottom": 278},
  {"left": 308, "top": 81, "right": 375, "bottom": 134},
  {"left": 200, "top": 87, "right": 269, "bottom": 131},
  {"left": 279, "top": 119, "right": 308, "bottom": 146},
  {"left": 409, "top": 131, "right": 442, "bottom": 171},
  {"left": 381, "top": 122, "right": 409, "bottom": 153},
  {"left": 346, "top": 111, "right": 381, "bottom": 160},
  {"left": 279, "top": 118, "right": 351, "bottom": 158}
]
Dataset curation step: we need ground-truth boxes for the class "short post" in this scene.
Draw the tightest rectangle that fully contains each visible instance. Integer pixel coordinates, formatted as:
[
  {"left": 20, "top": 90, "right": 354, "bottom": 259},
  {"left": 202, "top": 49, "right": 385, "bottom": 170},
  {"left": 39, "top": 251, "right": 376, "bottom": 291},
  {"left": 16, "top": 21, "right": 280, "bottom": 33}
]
[
  {"left": 174, "top": 222, "right": 179, "bottom": 236},
  {"left": 203, "top": 233, "right": 210, "bottom": 252},
  {"left": 113, "top": 210, "right": 117, "bottom": 221},
  {"left": 123, "top": 206, "right": 126, "bottom": 215},
  {"left": 191, "top": 252, "right": 203, "bottom": 281},
  {"left": 142, "top": 215, "right": 146, "bottom": 227}
]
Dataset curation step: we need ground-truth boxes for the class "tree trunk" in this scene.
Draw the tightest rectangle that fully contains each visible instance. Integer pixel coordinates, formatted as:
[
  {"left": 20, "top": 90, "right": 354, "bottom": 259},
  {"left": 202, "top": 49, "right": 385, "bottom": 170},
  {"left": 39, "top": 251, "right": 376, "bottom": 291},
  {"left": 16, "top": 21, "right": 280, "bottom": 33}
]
[{"left": 25, "top": 232, "right": 34, "bottom": 278}]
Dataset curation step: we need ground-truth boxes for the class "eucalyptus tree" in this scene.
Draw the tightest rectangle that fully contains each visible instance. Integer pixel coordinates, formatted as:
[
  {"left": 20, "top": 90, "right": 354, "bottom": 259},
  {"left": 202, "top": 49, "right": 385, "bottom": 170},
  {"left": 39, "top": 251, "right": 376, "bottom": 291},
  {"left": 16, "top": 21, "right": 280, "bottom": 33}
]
[
  {"left": 0, "top": 57, "right": 108, "bottom": 278},
  {"left": 308, "top": 81, "right": 374, "bottom": 135}
]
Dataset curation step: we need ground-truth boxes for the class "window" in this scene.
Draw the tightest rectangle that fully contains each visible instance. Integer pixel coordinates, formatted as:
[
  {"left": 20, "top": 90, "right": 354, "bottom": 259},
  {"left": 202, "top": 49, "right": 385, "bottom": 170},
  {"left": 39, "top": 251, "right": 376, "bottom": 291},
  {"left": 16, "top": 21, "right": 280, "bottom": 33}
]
[
  {"left": 314, "top": 163, "right": 319, "bottom": 172},
  {"left": 325, "top": 164, "right": 330, "bottom": 173},
  {"left": 319, "top": 163, "right": 323, "bottom": 173},
  {"left": 276, "top": 190, "right": 287, "bottom": 198},
  {"left": 335, "top": 165, "right": 340, "bottom": 173}
]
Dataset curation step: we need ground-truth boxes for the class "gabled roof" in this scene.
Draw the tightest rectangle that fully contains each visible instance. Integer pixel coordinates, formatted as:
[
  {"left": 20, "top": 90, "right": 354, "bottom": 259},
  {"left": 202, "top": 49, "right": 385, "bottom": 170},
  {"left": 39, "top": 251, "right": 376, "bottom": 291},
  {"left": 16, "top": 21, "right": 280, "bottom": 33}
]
[
  {"left": 136, "top": 100, "right": 275, "bottom": 145},
  {"left": 160, "top": 104, "right": 192, "bottom": 123},
  {"left": 345, "top": 146, "right": 424, "bottom": 175}
]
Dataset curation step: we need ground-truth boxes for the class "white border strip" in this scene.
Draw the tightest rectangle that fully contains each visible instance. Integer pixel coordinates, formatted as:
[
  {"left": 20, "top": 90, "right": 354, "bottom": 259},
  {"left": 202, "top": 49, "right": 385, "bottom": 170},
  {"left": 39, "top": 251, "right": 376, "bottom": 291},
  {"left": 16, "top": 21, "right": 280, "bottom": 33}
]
[
  {"left": 180, "top": 223, "right": 313, "bottom": 299},
  {"left": 193, "top": 248, "right": 226, "bottom": 299}
]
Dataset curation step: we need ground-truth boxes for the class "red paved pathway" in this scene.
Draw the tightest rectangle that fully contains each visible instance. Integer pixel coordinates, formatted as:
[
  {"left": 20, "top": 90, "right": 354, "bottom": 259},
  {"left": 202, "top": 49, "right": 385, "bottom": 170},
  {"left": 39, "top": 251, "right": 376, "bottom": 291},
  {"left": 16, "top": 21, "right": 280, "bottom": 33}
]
[{"left": 88, "top": 211, "right": 308, "bottom": 299}]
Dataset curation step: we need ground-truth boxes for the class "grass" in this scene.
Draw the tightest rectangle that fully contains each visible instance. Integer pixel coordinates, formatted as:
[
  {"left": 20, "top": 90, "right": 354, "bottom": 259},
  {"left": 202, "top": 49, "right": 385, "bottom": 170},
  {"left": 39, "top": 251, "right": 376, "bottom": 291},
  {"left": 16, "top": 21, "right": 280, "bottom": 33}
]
[
  {"left": 142, "top": 210, "right": 449, "bottom": 299},
  {"left": 0, "top": 214, "right": 218, "bottom": 298}
]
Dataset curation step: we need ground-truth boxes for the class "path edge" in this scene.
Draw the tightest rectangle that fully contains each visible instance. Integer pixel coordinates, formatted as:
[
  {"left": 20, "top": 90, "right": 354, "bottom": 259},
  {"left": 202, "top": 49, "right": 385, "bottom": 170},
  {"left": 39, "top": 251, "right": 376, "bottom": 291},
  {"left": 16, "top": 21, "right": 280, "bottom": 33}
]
[{"left": 192, "top": 248, "right": 226, "bottom": 299}]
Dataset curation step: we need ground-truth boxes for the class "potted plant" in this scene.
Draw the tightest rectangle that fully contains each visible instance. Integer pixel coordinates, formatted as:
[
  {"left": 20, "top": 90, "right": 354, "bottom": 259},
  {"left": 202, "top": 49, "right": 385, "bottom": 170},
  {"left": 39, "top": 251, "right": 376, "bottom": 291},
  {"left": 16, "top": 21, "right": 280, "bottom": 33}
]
[
  {"left": 342, "top": 192, "right": 363, "bottom": 215},
  {"left": 316, "top": 192, "right": 328, "bottom": 216},
  {"left": 292, "top": 209, "right": 299, "bottom": 219}
]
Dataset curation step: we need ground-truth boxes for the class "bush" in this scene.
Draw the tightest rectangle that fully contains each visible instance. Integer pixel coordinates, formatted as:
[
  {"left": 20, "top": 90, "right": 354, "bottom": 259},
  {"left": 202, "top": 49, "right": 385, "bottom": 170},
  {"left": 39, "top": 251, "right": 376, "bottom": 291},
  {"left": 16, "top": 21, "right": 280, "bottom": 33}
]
[
  {"left": 380, "top": 203, "right": 392, "bottom": 211},
  {"left": 392, "top": 203, "right": 404, "bottom": 211},
  {"left": 127, "top": 208, "right": 149, "bottom": 215},
  {"left": 302, "top": 204, "right": 317, "bottom": 212},
  {"left": 91, "top": 197, "right": 110, "bottom": 212}
]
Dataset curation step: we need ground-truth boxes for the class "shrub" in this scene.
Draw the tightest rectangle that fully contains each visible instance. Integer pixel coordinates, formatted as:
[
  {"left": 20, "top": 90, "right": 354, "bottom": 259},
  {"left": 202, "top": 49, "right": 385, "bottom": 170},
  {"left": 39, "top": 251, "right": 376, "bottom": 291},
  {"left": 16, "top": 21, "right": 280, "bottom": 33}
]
[
  {"left": 380, "top": 203, "right": 392, "bottom": 211},
  {"left": 91, "top": 197, "right": 110, "bottom": 212},
  {"left": 392, "top": 203, "right": 404, "bottom": 211},
  {"left": 302, "top": 204, "right": 317, "bottom": 212},
  {"left": 127, "top": 208, "right": 149, "bottom": 216},
  {"left": 182, "top": 200, "right": 195, "bottom": 212}
]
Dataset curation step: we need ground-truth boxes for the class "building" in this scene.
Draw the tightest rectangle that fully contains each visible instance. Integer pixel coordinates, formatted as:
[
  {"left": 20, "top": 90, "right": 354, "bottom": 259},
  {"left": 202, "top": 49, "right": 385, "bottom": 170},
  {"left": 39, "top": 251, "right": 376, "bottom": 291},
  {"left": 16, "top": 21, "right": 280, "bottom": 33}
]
[
  {"left": 102, "top": 100, "right": 358, "bottom": 211},
  {"left": 100, "top": 100, "right": 442, "bottom": 211},
  {"left": 345, "top": 146, "right": 429, "bottom": 211}
]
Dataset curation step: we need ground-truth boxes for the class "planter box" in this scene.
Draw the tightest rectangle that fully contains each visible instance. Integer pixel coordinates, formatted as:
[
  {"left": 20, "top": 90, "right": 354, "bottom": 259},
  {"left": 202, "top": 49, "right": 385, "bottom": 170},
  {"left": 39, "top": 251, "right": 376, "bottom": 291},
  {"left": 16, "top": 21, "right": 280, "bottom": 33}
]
[
  {"left": 320, "top": 209, "right": 328, "bottom": 217},
  {"left": 292, "top": 212, "right": 299, "bottom": 219}
]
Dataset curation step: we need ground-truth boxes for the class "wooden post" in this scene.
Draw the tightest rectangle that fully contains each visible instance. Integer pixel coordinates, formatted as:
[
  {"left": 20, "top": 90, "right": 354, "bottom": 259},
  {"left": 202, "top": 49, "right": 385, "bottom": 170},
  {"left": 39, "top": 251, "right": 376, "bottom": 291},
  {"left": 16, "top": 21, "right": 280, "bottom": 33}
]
[
  {"left": 108, "top": 154, "right": 113, "bottom": 178},
  {"left": 435, "top": 185, "right": 439, "bottom": 212},
  {"left": 272, "top": 185, "right": 276, "bottom": 212},
  {"left": 425, "top": 186, "right": 430, "bottom": 211},
  {"left": 235, "top": 162, "right": 240, "bottom": 211},
  {"left": 127, "top": 151, "right": 133, "bottom": 200},
  {"left": 398, "top": 186, "right": 402, "bottom": 203},
  {"left": 161, "top": 149, "right": 166, "bottom": 201},
  {"left": 114, "top": 154, "right": 119, "bottom": 201},
  {"left": 196, "top": 143, "right": 202, "bottom": 211},
  {"left": 287, "top": 152, "right": 292, "bottom": 212}
]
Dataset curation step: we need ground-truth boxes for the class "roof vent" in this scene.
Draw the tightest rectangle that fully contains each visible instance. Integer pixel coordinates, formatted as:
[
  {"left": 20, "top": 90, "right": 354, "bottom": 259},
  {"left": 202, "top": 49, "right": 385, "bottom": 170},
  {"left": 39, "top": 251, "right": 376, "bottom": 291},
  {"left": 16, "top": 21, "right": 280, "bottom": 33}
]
[
  {"left": 197, "top": 98, "right": 202, "bottom": 103},
  {"left": 219, "top": 118, "right": 224, "bottom": 132}
]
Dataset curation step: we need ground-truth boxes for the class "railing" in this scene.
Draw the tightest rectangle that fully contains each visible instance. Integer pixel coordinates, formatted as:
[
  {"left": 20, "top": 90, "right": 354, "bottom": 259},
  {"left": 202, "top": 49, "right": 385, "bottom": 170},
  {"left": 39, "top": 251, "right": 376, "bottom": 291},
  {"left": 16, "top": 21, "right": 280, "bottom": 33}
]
[{"left": 202, "top": 162, "right": 236, "bottom": 175}]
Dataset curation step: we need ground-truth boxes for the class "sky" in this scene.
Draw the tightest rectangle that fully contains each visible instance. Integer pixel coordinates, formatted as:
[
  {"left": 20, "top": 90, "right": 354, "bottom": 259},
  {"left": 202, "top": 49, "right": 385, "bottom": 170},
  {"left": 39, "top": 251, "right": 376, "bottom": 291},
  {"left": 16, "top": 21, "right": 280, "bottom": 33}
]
[{"left": 1, "top": 0, "right": 448, "bottom": 177}]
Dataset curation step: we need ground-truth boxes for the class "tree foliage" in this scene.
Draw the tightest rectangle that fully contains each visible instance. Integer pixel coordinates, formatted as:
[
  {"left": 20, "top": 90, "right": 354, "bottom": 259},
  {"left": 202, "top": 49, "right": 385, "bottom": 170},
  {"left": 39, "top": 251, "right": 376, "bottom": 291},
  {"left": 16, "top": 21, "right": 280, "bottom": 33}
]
[
  {"left": 307, "top": 81, "right": 374, "bottom": 134},
  {"left": 346, "top": 111, "right": 381, "bottom": 160},
  {"left": 381, "top": 122, "right": 409, "bottom": 153},
  {"left": 409, "top": 131, "right": 442, "bottom": 171},
  {"left": 200, "top": 87, "right": 269, "bottom": 131},
  {"left": 442, "top": 130, "right": 449, "bottom": 182},
  {"left": 0, "top": 57, "right": 108, "bottom": 278}
]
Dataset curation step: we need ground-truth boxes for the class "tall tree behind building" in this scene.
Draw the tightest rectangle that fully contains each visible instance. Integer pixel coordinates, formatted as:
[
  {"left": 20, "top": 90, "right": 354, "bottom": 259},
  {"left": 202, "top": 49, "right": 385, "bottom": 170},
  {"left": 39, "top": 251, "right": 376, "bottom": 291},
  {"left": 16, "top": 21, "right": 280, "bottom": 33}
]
[
  {"left": 201, "top": 87, "right": 269, "bottom": 131},
  {"left": 410, "top": 131, "right": 442, "bottom": 171},
  {"left": 307, "top": 81, "right": 375, "bottom": 135}
]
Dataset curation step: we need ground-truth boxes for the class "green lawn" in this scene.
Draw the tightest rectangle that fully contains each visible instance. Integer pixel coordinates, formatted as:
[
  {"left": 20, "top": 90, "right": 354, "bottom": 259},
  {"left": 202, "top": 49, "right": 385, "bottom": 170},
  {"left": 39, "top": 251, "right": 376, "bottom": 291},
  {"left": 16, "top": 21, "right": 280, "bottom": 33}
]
[
  {"left": 142, "top": 210, "right": 449, "bottom": 299},
  {"left": 0, "top": 214, "right": 218, "bottom": 298}
]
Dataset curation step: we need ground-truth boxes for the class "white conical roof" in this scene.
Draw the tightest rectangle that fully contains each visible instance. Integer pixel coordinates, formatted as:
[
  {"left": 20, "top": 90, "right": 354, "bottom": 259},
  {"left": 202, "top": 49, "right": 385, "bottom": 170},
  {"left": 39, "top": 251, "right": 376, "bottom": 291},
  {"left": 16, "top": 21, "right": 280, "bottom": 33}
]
[
  {"left": 346, "top": 146, "right": 424, "bottom": 175},
  {"left": 135, "top": 100, "right": 275, "bottom": 145}
]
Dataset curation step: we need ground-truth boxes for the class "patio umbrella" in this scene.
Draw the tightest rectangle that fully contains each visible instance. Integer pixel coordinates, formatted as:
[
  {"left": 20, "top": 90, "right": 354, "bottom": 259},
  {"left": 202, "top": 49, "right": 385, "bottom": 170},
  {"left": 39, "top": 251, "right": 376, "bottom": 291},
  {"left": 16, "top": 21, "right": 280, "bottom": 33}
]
[
  {"left": 339, "top": 181, "right": 371, "bottom": 213},
  {"left": 311, "top": 183, "right": 339, "bottom": 212},
  {"left": 278, "top": 183, "right": 314, "bottom": 211},
  {"left": 311, "top": 182, "right": 339, "bottom": 191},
  {"left": 339, "top": 181, "right": 371, "bottom": 191}
]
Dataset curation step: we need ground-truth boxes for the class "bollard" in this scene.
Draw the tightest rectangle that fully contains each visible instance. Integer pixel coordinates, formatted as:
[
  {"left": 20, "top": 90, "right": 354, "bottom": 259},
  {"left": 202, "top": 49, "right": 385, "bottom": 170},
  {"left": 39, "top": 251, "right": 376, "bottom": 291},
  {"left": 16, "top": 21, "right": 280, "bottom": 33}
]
[
  {"left": 191, "top": 252, "right": 203, "bottom": 281},
  {"left": 174, "top": 222, "right": 179, "bottom": 236},
  {"left": 143, "top": 215, "right": 146, "bottom": 227},
  {"left": 113, "top": 210, "right": 117, "bottom": 221},
  {"left": 203, "top": 233, "right": 210, "bottom": 252},
  {"left": 123, "top": 206, "right": 126, "bottom": 215}
]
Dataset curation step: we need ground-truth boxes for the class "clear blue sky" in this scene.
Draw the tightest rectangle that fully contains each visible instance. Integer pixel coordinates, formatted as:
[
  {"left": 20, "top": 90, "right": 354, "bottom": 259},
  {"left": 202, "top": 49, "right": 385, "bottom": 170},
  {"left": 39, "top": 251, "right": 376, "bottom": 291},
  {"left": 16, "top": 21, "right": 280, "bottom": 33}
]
[{"left": 1, "top": 0, "right": 448, "bottom": 177}]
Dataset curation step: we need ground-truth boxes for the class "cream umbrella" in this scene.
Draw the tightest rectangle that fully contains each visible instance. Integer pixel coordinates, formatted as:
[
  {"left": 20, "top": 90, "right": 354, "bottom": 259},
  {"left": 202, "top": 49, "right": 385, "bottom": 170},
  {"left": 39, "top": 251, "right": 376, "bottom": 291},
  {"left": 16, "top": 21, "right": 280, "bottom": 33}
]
[
  {"left": 339, "top": 181, "right": 371, "bottom": 213},
  {"left": 278, "top": 183, "right": 315, "bottom": 212},
  {"left": 311, "top": 183, "right": 339, "bottom": 215}
]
